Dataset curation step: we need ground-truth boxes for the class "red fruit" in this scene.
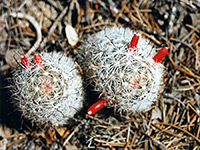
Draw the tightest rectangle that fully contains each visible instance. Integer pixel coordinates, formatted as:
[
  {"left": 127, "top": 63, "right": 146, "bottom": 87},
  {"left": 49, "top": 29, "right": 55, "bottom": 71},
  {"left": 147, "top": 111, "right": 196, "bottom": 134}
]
[
  {"left": 34, "top": 55, "right": 43, "bottom": 67},
  {"left": 21, "top": 55, "right": 32, "bottom": 68},
  {"left": 87, "top": 98, "right": 110, "bottom": 116},
  {"left": 153, "top": 47, "right": 168, "bottom": 63},
  {"left": 128, "top": 34, "right": 139, "bottom": 52}
]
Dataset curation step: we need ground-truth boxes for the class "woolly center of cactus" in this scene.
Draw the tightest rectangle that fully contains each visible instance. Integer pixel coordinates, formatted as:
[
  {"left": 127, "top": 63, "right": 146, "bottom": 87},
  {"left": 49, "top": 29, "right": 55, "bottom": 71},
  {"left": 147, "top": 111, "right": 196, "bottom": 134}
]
[
  {"left": 129, "top": 72, "right": 146, "bottom": 91},
  {"left": 19, "top": 67, "right": 64, "bottom": 103},
  {"left": 40, "top": 78, "right": 56, "bottom": 96}
]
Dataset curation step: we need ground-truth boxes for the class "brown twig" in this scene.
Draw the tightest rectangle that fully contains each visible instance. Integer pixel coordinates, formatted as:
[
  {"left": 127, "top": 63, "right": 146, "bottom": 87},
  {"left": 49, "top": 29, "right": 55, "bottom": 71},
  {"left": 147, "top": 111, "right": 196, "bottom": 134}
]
[
  {"left": 40, "top": 5, "right": 68, "bottom": 48},
  {"left": 0, "top": 12, "right": 42, "bottom": 71},
  {"left": 83, "top": 22, "right": 114, "bottom": 30},
  {"left": 158, "top": 122, "right": 200, "bottom": 144}
]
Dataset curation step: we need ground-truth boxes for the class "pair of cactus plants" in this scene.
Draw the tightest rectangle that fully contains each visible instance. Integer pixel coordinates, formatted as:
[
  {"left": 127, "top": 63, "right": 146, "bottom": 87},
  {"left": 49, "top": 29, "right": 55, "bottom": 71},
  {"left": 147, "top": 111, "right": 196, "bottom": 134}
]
[{"left": 11, "top": 26, "right": 168, "bottom": 127}]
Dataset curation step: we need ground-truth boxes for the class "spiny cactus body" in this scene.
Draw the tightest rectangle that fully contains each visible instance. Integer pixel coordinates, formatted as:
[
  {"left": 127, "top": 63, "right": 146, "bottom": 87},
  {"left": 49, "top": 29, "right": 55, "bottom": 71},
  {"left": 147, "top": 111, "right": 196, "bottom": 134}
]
[
  {"left": 11, "top": 52, "right": 84, "bottom": 127},
  {"left": 77, "top": 26, "right": 167, "bottom": 115}
]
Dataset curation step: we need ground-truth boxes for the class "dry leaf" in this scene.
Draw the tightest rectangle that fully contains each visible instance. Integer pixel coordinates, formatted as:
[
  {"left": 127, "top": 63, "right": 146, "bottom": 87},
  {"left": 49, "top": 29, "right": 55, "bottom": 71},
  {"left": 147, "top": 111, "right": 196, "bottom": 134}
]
[
  {"left": 56, "top": 127, "right": 69, "bottom": 138},
  {"left": 0, "top": 124, "right": 12, "bottom": 137},
  {"left": 65, "top": 24, "right": 79, "bottom": 46},
  {"left": 45, "top": 129, "right": 55, "bottom": 144},
  {"left": 65, "top": 145, "right": 78, "bottom": 150}
]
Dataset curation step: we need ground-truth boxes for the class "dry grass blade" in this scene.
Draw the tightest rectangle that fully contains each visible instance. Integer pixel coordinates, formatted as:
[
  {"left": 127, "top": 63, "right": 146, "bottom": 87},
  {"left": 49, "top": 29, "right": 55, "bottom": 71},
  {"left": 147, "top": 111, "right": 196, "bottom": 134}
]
[
  {"left": 114, "top": 0, "right": 130, "bottom": 24},
  {"left": 0, "top": 12, "right": 42, "bottom": 71},
  {"left": 63, "top": 124, "right": 81, "bottom": 146},
  {"left": 158, "top": 122, "right": 200, "bottom": 144},
  {"left": 140, "top": 31, "right": 162, "bottom": 45},
  {"left": 83, "top": 22, "right": 114, "bottom": 30},
  {"left": 40, "top": 5, "right": 68, "bottom": 48},
  {"left": 168, "top": 53, "right": 200, "bottom": 79}
]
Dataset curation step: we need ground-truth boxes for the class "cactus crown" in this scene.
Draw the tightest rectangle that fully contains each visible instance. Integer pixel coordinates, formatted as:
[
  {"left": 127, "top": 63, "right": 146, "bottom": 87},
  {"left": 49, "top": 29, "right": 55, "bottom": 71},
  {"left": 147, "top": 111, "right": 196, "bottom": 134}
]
[
  {"left": 11, "top": 52, "right": 84, "bottom": 127},
  {"left": 78, "top": 26, "right": 166, "bottom": 114}
]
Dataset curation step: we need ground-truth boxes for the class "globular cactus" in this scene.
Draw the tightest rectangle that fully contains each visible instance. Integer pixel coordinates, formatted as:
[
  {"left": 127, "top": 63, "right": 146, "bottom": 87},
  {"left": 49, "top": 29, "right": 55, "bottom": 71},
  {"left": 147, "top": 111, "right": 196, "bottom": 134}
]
[
  {"left": 77, "top": 26, "right": 168, "bottom": 115},
  {"left": 11, "top": 52, "right": 84, "bottom": 127}
]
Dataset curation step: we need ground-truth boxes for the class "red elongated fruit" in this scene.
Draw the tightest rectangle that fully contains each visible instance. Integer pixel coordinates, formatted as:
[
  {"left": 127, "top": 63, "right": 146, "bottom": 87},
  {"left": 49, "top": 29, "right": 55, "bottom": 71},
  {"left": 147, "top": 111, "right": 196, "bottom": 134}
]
[
  {"left": 128, "top": 34, "right": 139, "bottom": 52},
  {"left": 87, "top": 98, "right": 110, "bottom": 116},
  {"left": 21, "top": 55, "right": 32, "bottom": 68},
  {"left": 153, "top": 47, "right": 168, "bottom": 63},
  {"left": 34, "top": 54, "right": 43, "bottom": 67}
]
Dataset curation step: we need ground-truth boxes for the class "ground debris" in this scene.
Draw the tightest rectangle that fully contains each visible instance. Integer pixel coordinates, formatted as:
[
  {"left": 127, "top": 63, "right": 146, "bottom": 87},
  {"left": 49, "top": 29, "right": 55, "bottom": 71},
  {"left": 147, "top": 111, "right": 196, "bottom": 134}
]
[{"left": 0, "top": 0, "right": 200, "bottom": 149}]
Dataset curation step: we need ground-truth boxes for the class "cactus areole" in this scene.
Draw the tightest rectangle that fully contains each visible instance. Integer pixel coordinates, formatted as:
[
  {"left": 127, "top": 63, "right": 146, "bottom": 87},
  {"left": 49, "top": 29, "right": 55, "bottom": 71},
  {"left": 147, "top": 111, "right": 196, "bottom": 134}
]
[{"left": 77, "top": 26, "right": 168, "bottom": 115}]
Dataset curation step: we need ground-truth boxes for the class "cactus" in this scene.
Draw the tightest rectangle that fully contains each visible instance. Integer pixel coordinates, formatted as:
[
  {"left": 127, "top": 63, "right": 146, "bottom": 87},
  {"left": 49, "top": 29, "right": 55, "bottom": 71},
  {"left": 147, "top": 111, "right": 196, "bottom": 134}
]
[
  {"left": 77, "top": 26, "right": 168, "bottom": 115},
  {"left": 11, "top": 52, "right": 84, "bottom": 127}
]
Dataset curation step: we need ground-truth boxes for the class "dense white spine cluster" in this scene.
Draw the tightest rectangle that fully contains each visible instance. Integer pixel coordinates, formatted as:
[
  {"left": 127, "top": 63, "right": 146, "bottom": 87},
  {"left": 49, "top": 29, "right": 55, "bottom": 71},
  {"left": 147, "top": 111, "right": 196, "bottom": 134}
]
[
  {"left": 11, "top": 52, "right": 84, "bottom": 127},
  {"left": 78, "top": 26, "right": 164, "bottom": 114}
]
